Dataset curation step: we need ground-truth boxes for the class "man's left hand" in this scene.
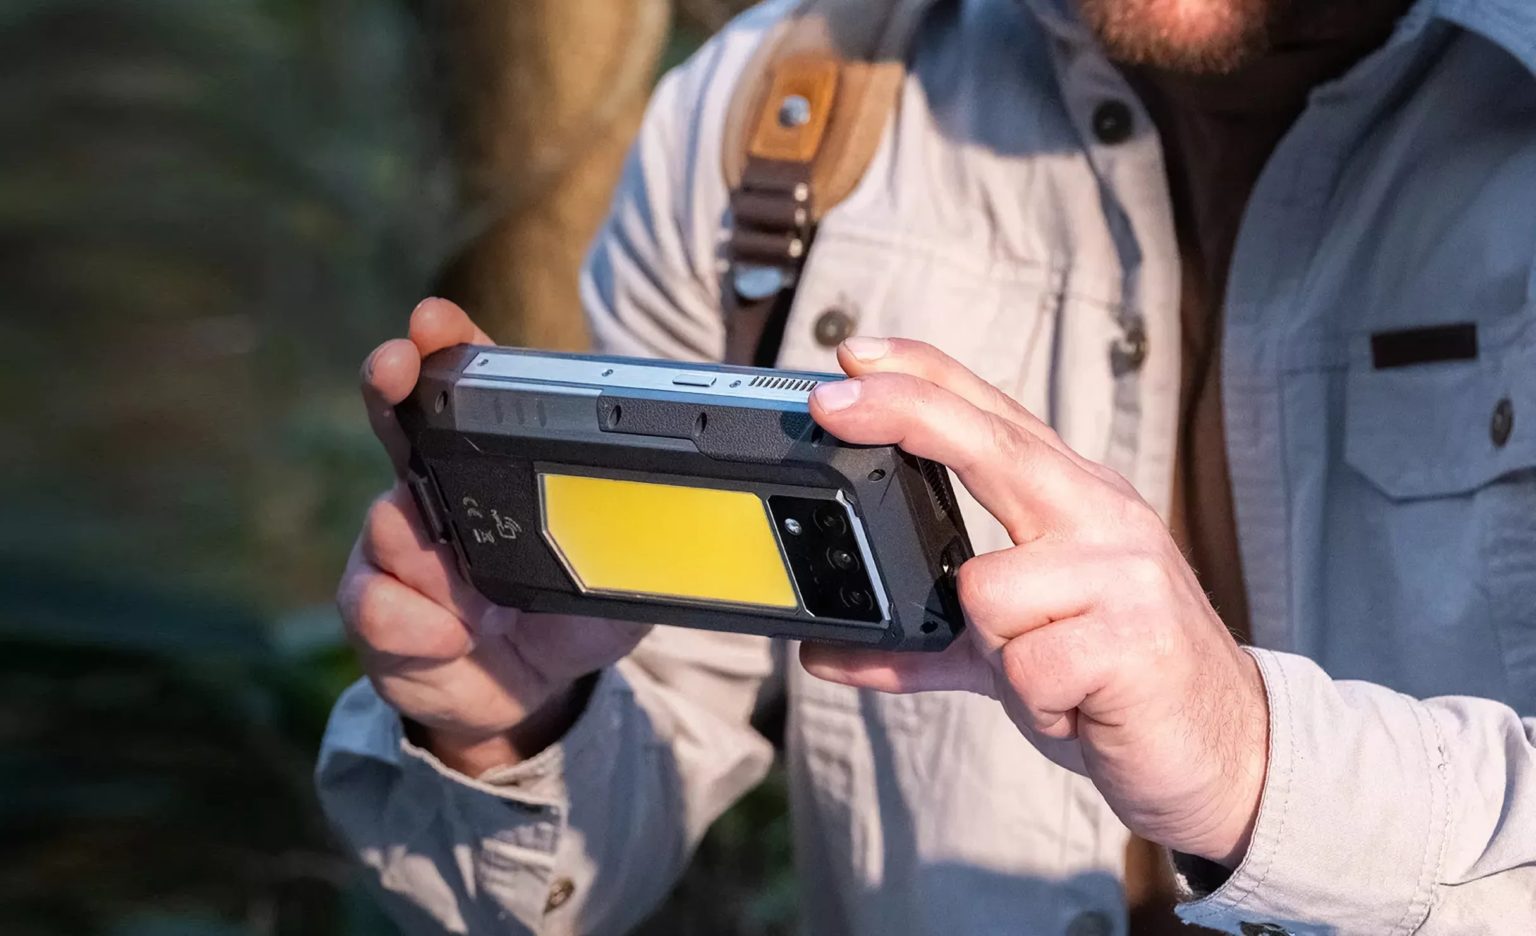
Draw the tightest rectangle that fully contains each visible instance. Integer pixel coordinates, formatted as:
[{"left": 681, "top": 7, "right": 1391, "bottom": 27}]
[{"left": 802, "top": 337, "right": 1269, "bottom": 868}]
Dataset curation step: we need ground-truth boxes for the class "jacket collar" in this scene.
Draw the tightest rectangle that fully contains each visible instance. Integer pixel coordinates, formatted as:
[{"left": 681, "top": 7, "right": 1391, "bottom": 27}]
[{"left": 1430, "top": 0, "right": 1536, "bottom": 76}]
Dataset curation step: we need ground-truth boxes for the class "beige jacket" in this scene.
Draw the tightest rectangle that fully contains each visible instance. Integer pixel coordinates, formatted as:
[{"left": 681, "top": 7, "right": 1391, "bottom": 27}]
[{"left": 318, "top": 0, "right": 1536, "bottom": 933}]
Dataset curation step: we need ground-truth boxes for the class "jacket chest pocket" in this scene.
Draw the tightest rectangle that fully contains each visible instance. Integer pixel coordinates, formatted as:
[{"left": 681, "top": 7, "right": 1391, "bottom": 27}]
[
  {"left": 1339, "top": 323, "right": 1536, "bottom": 711},
  {"left": 771, "top": 227, "right": 1060, "bottom": 425},
  {"left": 770, "top": 226, "right": 1124, "bottom": 556}
]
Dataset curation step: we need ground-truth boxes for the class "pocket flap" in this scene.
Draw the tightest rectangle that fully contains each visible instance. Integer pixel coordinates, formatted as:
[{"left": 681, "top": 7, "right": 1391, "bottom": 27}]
[{"left": 1345, "top": 333, "right": 1536, "bottom": 499}]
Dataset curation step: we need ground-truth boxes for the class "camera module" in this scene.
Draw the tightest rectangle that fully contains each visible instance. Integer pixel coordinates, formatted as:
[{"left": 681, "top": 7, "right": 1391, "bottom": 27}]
[
  {"left": 767, "top": 495, "right": 882, "bottom": 623},
  {"left": 813, "top": 504, "right": 847, "bottom": 535},
  {"left": 826, "top": 547, "right": 859, "bottom": 572},
  {"left": 839, "top": 586, "right": 874, "bottom": 612}
]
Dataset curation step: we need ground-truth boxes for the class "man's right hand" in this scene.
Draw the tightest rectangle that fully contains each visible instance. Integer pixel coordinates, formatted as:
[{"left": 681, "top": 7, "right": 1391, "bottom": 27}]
[{"left": 337, "top": 298, "right": 650, "bottom": 777}]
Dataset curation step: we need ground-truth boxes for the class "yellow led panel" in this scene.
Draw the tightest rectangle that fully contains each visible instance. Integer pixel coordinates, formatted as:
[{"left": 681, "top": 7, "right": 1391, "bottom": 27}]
[{"left": 540, "top": 473, "right": 797, "bottom": 609}]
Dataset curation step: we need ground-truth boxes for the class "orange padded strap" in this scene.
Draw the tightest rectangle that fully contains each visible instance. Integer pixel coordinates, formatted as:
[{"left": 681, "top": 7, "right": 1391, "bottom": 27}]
[
  {"left": 747, "top": 55, "right": 840, "bottom": 165},
  {"left": 722, "top": 0, "right": 936, "bottom": 221}
]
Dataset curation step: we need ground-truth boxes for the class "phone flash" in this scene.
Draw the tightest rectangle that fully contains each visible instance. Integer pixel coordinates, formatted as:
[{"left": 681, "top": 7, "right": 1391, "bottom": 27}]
[{"left": 541, "top": 473, "right": 797, "bottom": 609}]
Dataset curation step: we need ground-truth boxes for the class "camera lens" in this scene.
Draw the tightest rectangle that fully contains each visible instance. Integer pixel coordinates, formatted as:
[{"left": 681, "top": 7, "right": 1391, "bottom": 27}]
[
  {"left": 826, "top": 547, "right": 859, "bottom": 571},
  {"left": 839, "top": 586, "right": 874, "bottom": 612},
  {"left": 814, "top": 504, "right": 847, "bottom": 535}
]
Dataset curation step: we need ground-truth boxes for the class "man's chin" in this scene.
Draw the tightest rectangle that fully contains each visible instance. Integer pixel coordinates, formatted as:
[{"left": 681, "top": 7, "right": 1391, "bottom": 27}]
[{"left": 1076, "top": 0, "right": 1284, "bottom": 74}]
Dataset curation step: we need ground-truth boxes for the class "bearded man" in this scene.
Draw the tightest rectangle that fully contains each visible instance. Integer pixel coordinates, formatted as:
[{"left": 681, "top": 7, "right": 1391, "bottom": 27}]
[{"left": 318, "top": 1, "right": 1536, "bottom": 932}]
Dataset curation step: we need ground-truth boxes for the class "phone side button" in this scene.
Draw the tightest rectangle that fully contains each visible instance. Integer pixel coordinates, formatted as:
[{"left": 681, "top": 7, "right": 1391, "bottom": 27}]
[
  {"left": 671, "top": 373, "right": 716, "bottom": 388},
  {"left": 407, "top": 471, "right": 451, "bottom": 544}
]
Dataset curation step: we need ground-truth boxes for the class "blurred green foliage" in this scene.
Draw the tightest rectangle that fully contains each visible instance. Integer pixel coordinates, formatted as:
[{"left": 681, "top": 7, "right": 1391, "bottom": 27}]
[
  {"left": 3, "top": 0, "right": 449, "bottom": 931},
  {"left": 2, "top": 0, "right": 792, "bottom": 934}
]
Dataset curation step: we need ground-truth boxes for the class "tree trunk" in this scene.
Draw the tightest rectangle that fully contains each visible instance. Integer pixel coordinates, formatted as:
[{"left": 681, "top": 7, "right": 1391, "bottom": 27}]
[{"left": 424, "top": 0, "right": 673, "bottom": 349}]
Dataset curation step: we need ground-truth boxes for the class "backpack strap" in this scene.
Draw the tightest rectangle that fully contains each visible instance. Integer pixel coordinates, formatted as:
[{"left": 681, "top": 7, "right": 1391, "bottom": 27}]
[{"left": 720, "top": 0, "right": 935, "bottom": 365}]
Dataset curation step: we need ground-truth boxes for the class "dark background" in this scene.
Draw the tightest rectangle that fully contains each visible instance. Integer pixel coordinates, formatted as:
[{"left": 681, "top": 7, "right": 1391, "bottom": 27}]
[{"left": 1, "top": 1, "right": 795, "bottom": 933}]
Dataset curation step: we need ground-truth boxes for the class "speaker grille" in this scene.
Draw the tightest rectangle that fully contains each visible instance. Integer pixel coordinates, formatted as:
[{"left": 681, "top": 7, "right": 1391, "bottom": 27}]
[
  {"left": 749, "top": 374, "right": 819, "bottom": 393},
  {"left": 920, "top": 459, "right": 955, "bottom": 520}
]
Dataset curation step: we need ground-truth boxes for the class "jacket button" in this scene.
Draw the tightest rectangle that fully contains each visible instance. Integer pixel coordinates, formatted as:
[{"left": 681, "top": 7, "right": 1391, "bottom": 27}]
[
  {"left": 1491, "top": 397, "right": 1514, "bottom": 448},
  {"left": 544, "top": 877, "right": 575, "bottom": 912},
  {"left": 814, "top": 308, "right": 855, "bottom": 347},
  {"left": 1110, "top": 321, "right": 1149, "bottom": 375},
  {"left": 1065, "top": 909, "right": 1115, "bottom": 936},
  {"left": 1092, "top": 99, "right": 1135, "bottom": 144}
]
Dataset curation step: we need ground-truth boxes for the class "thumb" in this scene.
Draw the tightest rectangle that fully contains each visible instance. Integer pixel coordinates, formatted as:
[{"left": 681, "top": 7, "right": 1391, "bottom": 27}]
[{"left": 799, "top": 638, "right": 992, "bottom": 696}]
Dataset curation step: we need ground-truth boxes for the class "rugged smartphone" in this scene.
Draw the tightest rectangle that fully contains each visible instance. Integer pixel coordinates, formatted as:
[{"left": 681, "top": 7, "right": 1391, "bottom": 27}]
[{"left": 396, "top": 345, "right": 973, "bottom": 651}]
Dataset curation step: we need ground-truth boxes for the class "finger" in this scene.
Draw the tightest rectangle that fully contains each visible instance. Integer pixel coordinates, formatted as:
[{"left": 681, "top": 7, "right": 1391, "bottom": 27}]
[
  {"left": 837, "top": 338, "right": 1077, "bottom": 460},
  {"left": 810, "top": 372, "right": 1103, "bottom": 541},
  {"left": 338, "top": 550, "right": 474, "bottom": 662},
  {"left": 798, "top": 637, "right": 992, "bottom": 696},
  {"left": 838, "top": 338, "right": 1141, "bottom": 492},
  {"left": 953, "top": 546, "right": 1106, "bottom": 654},
  {"left": 408, "top": 297, "right": 494, "bottom": 355},
  {"left": 512, "top": 612, "right": 653, "bottom": 682},
  {"left": 361, "top": 298, "right": 493, "bottom": 479},
  {"left": 361, "top": 484, "right": 494, "bottom": 625},
  {"left": 998, "top": 616, "right": 1118, "bottom": 740},
  {"left": 361, "top": 338, "right": 423, "bottom": 478}
]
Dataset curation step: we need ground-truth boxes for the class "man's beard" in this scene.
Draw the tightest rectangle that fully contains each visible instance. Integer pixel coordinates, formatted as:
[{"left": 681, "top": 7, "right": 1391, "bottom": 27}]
[{"left": 1076, "top": 0, "right": 1296, "bottom": 74}]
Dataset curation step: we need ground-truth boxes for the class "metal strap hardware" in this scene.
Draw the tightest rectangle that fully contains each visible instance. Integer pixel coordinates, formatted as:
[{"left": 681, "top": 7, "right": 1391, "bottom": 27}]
[{"left": 720, "top": 0, "right": 936, "bottom": 365}]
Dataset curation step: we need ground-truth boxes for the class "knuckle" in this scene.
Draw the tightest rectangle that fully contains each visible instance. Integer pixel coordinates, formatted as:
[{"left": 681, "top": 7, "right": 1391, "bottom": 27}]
[
  {"left": 985, "top": 414, "right": 1026, "bottom": 464},
  {"left": 1130, "top": 498, "right": 1165, "bottom": 534},
  {"left": 1096, "top": 465, "right": 1136, "bottom": 493},
  {"left": 345, "top": 581, "right": 392, "bottom": 649},
  {"left": 1121, "top": 551, "right": 1173, "bottom": 596},
  {"left": 1106, "top": 493, "right": 1163, "bottom": 540},
  {"left": 416, "top": 618, "right": 471, "bottom": 661},
  {"left": 999, "top": 637, "right": 1037, "bottom": 685},
  {"left": 335, "top": 573, "right": 365, "bottom": 627},
  {"left": 1035, "top": 424, "right": 1066, "bottom": 451},
  {"left": 363, "top": 489, "right": 399, "bottom": 535},
  {"left": 363, "top": 487, "right": 421, "bottom": 556}
]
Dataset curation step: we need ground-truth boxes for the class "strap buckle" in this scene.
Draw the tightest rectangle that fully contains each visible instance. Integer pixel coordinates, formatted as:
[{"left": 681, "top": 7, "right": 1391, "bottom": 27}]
[{"left": 728, "top": 158, "right": 812, "bottom": 301}]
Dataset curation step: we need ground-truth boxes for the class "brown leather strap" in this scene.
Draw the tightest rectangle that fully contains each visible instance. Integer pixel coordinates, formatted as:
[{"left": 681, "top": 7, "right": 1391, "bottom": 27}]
[
  {"left": 725, "top": 289, "right": 800, "bottom": 367},
  {"left": 722, "top": 0, "right": 937, "bottom": 212},
  {"left": 725, "top": 157, "right": 811, "bottom": 364},
  {"left": 720, "top": 0, "right": 937, "bottom": 365}
]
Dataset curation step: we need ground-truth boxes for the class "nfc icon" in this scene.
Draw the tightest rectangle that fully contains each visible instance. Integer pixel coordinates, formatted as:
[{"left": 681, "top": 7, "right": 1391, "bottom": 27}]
[{"left": 492, "top": 510, "right": 522, "bottom": 541}]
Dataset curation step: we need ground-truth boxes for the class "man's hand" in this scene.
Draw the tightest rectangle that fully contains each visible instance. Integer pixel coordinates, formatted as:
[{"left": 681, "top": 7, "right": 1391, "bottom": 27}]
[
  {"left": 800, "top": 337, "right": 1269, "bottom": 867},
  {"left": 337, "top": 298, "right": 649, "bottom": 777}
]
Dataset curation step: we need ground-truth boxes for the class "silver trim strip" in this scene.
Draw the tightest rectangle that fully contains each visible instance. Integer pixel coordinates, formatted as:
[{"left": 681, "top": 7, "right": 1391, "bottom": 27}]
[
  {"left": 837, "top": 489, "right": 893, "bottom": 621},
  {"left": 468, "top": 351, "right": 821, "bottom": 405},
  {"left": 457, "top": 377, "right": 600, "bottom": 397}
]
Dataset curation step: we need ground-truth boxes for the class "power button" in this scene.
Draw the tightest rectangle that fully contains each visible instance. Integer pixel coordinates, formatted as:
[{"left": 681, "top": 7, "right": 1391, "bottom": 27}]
[{"left": 407, "top": 471, "right": 450, "bottom": 543}]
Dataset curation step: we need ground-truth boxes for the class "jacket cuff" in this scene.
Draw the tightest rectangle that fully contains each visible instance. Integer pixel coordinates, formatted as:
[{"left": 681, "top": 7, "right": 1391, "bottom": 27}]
[
  {"left": 471, "top": 668, "right": 626, "bottom": 796},
  {"left": 1175, "top": 649, "right": 1450, "bottom": 935},
  {"left": 383, "top": 666, "right": 628, "bottom": 808}
]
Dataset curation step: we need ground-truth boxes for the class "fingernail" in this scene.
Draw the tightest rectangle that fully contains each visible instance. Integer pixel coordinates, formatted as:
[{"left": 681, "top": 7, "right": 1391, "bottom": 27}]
[
  {"left": 411, "top": 297, "right": 440, "bottom": 315},
  {"left": 364, "top": 348, "right": 378, "bottom": 380},
  {"left": 843, "top": 336, "right": 889, "bottom": 361},
  {"left": 813, "top": 379, "right": 862, "bottom": 412}
]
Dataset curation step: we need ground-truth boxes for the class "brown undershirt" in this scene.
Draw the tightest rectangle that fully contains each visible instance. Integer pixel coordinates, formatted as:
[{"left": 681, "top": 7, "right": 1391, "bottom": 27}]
[{"left": 1111, "top": 6, "right": 1410, "bottom": 933}]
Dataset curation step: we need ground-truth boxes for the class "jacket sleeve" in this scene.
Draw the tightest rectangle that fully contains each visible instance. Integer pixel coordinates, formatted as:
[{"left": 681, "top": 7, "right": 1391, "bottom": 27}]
[
  {"left": 1175, "top": 648, "right": 1536, "bottom": 935},
  {"left": 317, "top": 7, "right": 799, "bottom": 932},
  {"left": 317, "top": 630, "right": 777, "bottom": 935}
]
